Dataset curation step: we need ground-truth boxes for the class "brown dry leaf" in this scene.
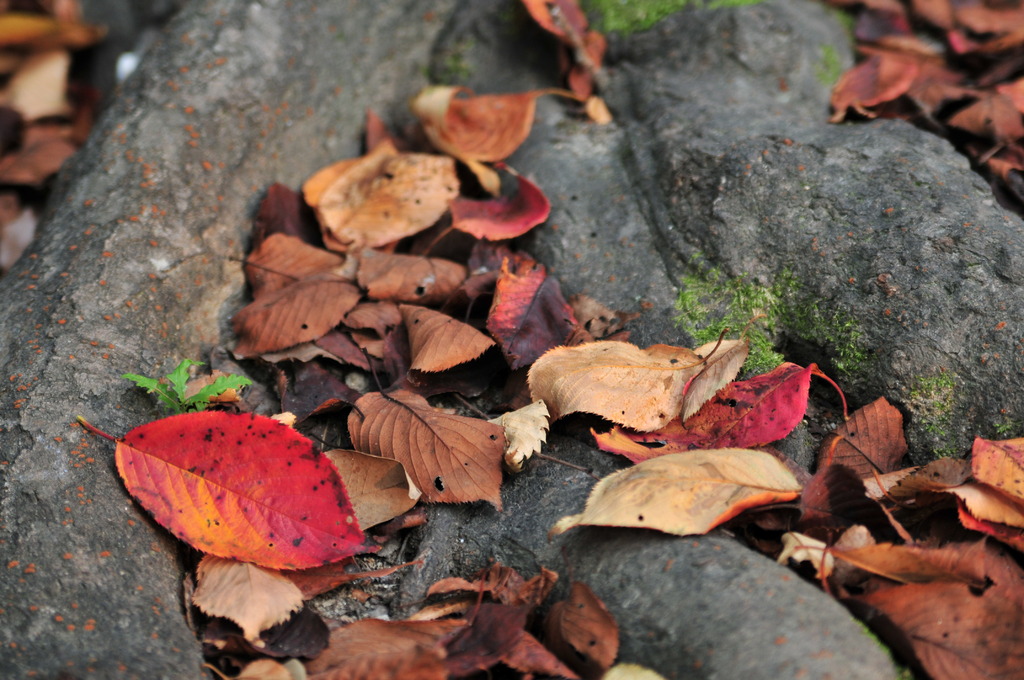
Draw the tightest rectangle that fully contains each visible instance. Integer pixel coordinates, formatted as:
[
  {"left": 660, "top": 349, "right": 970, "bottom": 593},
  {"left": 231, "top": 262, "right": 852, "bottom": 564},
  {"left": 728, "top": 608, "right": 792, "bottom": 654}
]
[
  {"left": 550, "top": 449, "right": 802, "bottom": 537},
  {"left": 245, "top": 232, "right": 348, "bottom": 299},
  {"left": 0, "top": 122, "right": 75, "bottom": 186},
  {"left": 401, "top": 304, "right": 496, "bottom": 373},
  {"left": 0, "top": 12, "right": 103, "bottom": 50},
  {"left": 817, "top": 397, "right": 908, "bottom": 476},
  {"left": 862, "top": 467, "right": 916, "bottom": 500},
  {"left": 357, "top": 248, "right": 467, "bottom": 306},
  {"left": 830, "top": 50, "right": 920, "bottom": 121},
  {"left": 568, "top": 294, "right": 638, "bottom": 339},
  {"left": 305, "top": 618, "right": 463, "bottom": 680},
  {"left": 3, "top": 49, "right": 69, "bottom": 120},
  {"left": 889, "top": 458, "right": 971, "bottom": 499},
  {"left": 947, "top": 92, "right": 1024, "bottom": 144},
  {"left": 503, "top": 631, "right": 582, "bottom": 679},
  {"left": 325, "top": 448, "right": 419, "bottom": 529},
  {"left": 283, "top": 560, "right": 417, "bottom": 601},
  {"left": 777, "top": 531, "right": 834, "bottom": 579},
  {"left": 528, "top": 341, "right": 705, "bottom": 432},
  {"left": 232, "top": 275, "right": 361, "bottom": 357},
  {"left": 848, "top": 580, "right": 1024, "bottom": 680},
  {"left": 192, "top": 555, "right": 303, "bottom": 641},
  {"left": 347, "top": 389, "right": 505, "bottom": 509},
  {"left": 544, "top": 581, "right": 619, "bottom": 679},
  {"left": 489, "top": 399, "right": 550, "bottom": 472},
  {"left": 679, "top": 338, "right": 749, "bottom": 420},
  {"left": 344, "top": 301, "right": 402, "bottom": 337},
  {"left": 832, "top": 542, "right": 990, "bottom": 587},
  {"left": 311, "top": 141, "right": 459, "bottom": 251},
  {"left": 427, "top": 563, "right": 558, "bottom": 609}
]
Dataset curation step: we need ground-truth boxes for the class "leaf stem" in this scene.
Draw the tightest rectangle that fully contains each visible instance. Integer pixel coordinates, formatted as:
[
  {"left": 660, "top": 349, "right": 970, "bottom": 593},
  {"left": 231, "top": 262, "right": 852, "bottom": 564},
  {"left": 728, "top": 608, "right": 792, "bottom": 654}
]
[
  {"left": 75, "top": 416, "right": 119, "bottom": 442},
  {"left": 534, "top": 451, "right": 600, "bottom": 479}
]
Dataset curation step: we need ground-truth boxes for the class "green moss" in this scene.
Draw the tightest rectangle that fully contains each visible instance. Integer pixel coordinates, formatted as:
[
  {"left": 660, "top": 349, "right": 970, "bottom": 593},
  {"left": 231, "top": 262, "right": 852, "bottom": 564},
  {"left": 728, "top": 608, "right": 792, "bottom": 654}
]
[
  {"left": 675, "top": 264, "right": 868, "bottom": 378},
  {"left": 431, "top": 38, "right": 476, "bottom": 83},
  {"left": 816, "top": 44, "right": 843, "bottom": 87},
  {"left": 583, "top": 0, "right": 763, "bottom": 35},
  {"left": 994, "top": 417, "right": 1024, "bottom": 437},
  {"left": 908, "top": 372, "right": 958, "bottom": 458}
]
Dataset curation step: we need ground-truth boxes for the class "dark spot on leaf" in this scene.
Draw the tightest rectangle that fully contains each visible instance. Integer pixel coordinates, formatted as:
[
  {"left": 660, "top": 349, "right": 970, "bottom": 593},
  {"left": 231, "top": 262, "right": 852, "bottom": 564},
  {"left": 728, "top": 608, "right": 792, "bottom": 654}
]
[
  {"left": 301, "top": 323, "right": 309, "bottom": 330},
  {"left": 312, "top": 485, "right": 318, "bottom": 491},
  {"left": 292, "top": 537, "right": 303, "bottom": 547},
  {"left": 489, "top": 434, "right": 497, "bottom": 440},
  {"left": 638, "top": 514, "right": 645, "bottom": 521},
  {"left": 670, "top": 358, "right": 678, "bottom": 364},
  {"left": 726, "top": 399, "right": 738, "bottom": 408},
  {"left": 434, "top": 476, "right": 445, "bottom": 491},
  {"left": 415, "top": 285, "right": 426, "bottom": 296}
]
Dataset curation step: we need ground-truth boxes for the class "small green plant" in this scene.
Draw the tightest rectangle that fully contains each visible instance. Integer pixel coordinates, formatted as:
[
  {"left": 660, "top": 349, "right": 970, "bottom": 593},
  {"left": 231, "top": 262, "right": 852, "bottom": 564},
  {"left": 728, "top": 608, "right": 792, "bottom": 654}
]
[{"left": 122, "top": 359, "right": 251, "bottom": 415}]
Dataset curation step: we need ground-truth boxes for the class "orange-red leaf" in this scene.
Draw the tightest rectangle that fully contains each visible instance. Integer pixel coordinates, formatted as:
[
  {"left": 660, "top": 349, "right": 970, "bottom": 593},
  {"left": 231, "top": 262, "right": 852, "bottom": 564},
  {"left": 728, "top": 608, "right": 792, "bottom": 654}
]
[
  {"left": 830, "top": 51, "right": 920, "bottom": 122},
  {"left": 357, "top": 249, "right": 467, "bottom": 305},
  {"left": 971, "top": 436, "right": 1024, "bottom": 503},
  {"left": 817, "top": 397, "right": 908, "bottom": 476},
  {"left": 401, "top": 304, "right": 496, "bottom": 373},
  {"left": 450, "top": 171, "right": 550, "bottom": 240},
  {"left": 114, "top": 411, "right": 368, "bottom": 569},
  {"left": 544, "top": 581, "right": 619, "bottom": 678},
  {"left": 244, "top": 232, "right": 348, "bottom": 299},
  {"left": 347, "top": 390, "right": 505, "bottom": 508}
]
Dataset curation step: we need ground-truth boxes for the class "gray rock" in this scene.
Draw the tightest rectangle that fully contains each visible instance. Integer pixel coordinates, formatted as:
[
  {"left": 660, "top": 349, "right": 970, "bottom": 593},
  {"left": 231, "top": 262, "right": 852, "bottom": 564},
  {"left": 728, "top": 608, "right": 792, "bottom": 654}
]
[
  {"left": 605, "top": 0, "right": 1024, "bottom": 461},
  {"left": 0, "top": 1, "right": 454, "bottom": 676}
]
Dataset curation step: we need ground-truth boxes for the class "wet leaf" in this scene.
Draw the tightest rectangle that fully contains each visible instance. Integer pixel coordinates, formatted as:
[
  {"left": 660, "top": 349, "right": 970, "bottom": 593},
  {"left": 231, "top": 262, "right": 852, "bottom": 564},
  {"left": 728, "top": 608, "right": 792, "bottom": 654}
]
[
  {"left": 114, "top": 411, "right": 367, "bottom": 569},
  {"left": 550, "top": 448, "right": 802, "bottom": 537},
  {"left": 192, "top": 555, "right": 303, "bottom": 641},
  {"left": 347, "top": 390, "right": 505, "bottom": 508},
  {"left": 529, "top": 341, "right": 704, "bottom": 432}
]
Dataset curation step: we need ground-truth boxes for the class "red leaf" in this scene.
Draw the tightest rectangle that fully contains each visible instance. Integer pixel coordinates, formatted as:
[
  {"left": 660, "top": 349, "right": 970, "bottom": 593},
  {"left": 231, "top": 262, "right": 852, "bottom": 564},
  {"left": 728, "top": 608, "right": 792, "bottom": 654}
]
[
  {"left": 114, "top": 411, "right": 369, "bottom": 569},
  {"left": 450, "top": 170, "right": 550, "bottom": 240},
  {"left": 817, "top": 397, "right": 908, "bottom": 476},
  {"left": 830, "top": 51, "right": 920, "bottom": 122},
  {"left": 594, "top": 363, "right": 814, "bottom": 462},
  {"left": 487, "top": 255, "right": 577, "bottom": 369}
]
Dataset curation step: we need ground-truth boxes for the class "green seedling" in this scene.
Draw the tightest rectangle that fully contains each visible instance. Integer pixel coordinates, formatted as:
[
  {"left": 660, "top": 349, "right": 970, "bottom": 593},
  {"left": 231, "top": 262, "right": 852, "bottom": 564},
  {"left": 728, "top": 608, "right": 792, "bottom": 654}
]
[{"left": 122, "top": 359, "right": 251, "bottom": 414}]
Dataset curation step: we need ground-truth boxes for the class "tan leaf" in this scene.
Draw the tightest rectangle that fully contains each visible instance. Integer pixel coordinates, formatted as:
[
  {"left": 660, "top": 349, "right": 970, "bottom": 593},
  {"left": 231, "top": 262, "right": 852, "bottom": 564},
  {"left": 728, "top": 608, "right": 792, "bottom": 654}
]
[
  {"left": 778, "top": 531, "right": 834, "bottom": 579},
  {"left": 357, "top": 249, "right": 467, "bottom": 305},
  {"left": 401, "top": 304, "right": 495, "bottom": 373},
  {"left": 347, "top": 390, "right": 505, "bottom": 509},
  {"left": 325, "top": 449, "right": 419, "bottom": 529},
  {"left": 528, "top": 341, "right": 705, "bottom": 432},
  {"left": 245, "top": 232, "right": 348, "bottom": 299},
  {"left": 0, "top": 12, "right": 104, "bottom": 50},
  {"left": 602, "top": 664, "right": 669, "bottom": 680},
  {"left": 236, "top": 658, "right": 304, "bottom": 680},
  {"left": 817, "top": 397, "right": 908, "bottom": 476},
  {"left": 309, "top": 141, "right": 459, "bottom": 251},
  {"left": 489, "top": 400, "right": 550, "bottom": 473},
  {"left": 971, "top": 437, "right": 1024, "bottom": 503},
  {"left": 192, "top": 555, "right": 303, "bottom": 641},
  {"left": 568, "top": 294, "right": 639, "bottom": 339},
  {"left": 232, "top": 275, "right": 361, "bottom": 357},
  {"left": 544, "top": 581, "right": 619, "bottom": 678},
  {"left": 3, "top": 49, "right": 69, "bottom": 120},
  {"left": 344, "top": 301, "right": 402, "bottom": 336},
  {"left": 949, "top": 482, "right": 1024, "bottom": 528},
  {"left": 832, "top": 542, "right": 990, "bottom": 587},
  {"left": 550, "top": 449, "right": 802, "bottom": 537},
  {"left": 680, "top": 338, "right": 749, "bottom": 420},
  {"left": 584, "top": 95, "right": 613, "bottom": 124},
  {"left": 889, "top": 458, "right": 971, "bottom": 499},
  {"left": 305, "top": 618, "right": 463, "bottom": 680}
]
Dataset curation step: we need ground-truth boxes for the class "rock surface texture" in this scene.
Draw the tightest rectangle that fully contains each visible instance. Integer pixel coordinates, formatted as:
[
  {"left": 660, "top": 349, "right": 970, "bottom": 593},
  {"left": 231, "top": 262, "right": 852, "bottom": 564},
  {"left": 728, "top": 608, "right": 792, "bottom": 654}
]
[{"left": 6, "top": 0, "right": 1018, "bottom": 676}]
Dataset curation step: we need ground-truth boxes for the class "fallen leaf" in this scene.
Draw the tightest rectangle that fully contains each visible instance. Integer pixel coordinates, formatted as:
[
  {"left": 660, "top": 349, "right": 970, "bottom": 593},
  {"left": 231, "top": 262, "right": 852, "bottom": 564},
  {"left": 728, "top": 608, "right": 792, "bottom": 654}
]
[
  {"left": 347, "top": 389, "right": 505, "bottom": 508},
  {"left": 544, "top": 581, "right": 619, "bottom": 679},
  {"left": 444, "top": 603, "right": 526, "bottom": 677},
  {"left": 889, "top": 457, "right": 971, "bottom": 499},
  {"left": 3, "top": 49, "right": 70, "bottom": 121},
  {"left": 344, "top": 301, "right": 403, "bottom": 337},
  {"left": 427, "top": 563, "right": 558, "bottom": 609},
  {"left": 818, "top": 397, "right": 908, "bottom": 476},
  {"left": 357, "top": 248, "right": 467, "bottom": 305},
  {"left": 325, "top": 448, "right": 419, "bottom": 529},
  {"left": 235, "top": 658, "right": 302, "bottom": 680},
  {"left": 601, "top": 664, "right": 668, "bottom": 680},
  {"left": 502, "top": 631, "right": 581, "bottom": 679},
  {"left": 489, "top": 400, "right": 550, "bottom": 472},
  {"left": 948, "top": 482, "right": 1024, "bottom": 528},
  {"left": 970, "top": 436, "right": 1024, "bottom": 502},
  {"left": 832, "top": 541, "right": 991, "bottom": 587},
  {"left": 401, "top": 304, "right": 496, "bottom": 373},
  {"left": 550, "top": 448, "right": 802, "bottom": 537},
  {"left": 947, "top": 92, "right": 1024, "bottom": 144},
  {"left": 830, "top": 50, "right": 920, "bottom": 121},
  {"left": 847, "top": 580, "right": 1024, "bottom": 680},
  {"left": 277, "top": 359, "right": 362, "bottom": 423},
  {"left": 202, "top": 607, "right": 329, "bottom": 662},
  {"left": 252, "top": 182, "right": 321, "bottom": 247},
  {"left": 305, "top": 618, "right": 463, "bottom": 680},
  {"left": 0, "top": 122, "right": 75, "bottom": 186},
  {"left": 114, "top": 411, "right": 368, "bottom": 569},
  {"left": 778, "top": 531, "right": 834, "bottom": 579},
  {"left": 232, "top": 275, "right": 361, "bottom": 357},
  {"left": 568, "top": 294, "right": 639, "bottom": 340},
  {"left": 529, "top": 341, "right": 704, "bottom": 432},
  {"left": 0, "top": 12, "right": 104, "bottom": 50},
  {"left": 192, "top": 555, "right": 303, "bottom": 641},
  {"left": 450, "top": 169, "right": 550, "bottom": 240},
  {"left": 283, "top": 559, "right": 417, "bottom": 600},
  {"left": 594, "top": 362, "right": 815, "bottom": 461},
  {"left": 244, "top": 232, "right": 348, "bottom": 299},
  {"left": 488, "top": 255, "right": 578, "bottom": 370},
  {"left": 584, "top": 95, "right": 612, "bottom": 123},
  {"left": 798, "top": 464, "right": 895, "bottom": 543},
  {"left": 310, "top": 141, "right": 459, "bottom": 250},
  {"left": 680, "top": 338, "right": 749, "bottom": 420}
]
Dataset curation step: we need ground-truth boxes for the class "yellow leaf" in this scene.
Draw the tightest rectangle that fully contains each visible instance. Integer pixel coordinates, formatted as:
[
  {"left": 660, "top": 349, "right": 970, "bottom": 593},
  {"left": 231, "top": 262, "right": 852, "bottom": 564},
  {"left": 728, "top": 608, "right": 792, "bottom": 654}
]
[
  {"left": 602, "top": 664, "right": 669, "bottom": 680},
  {"left": 550, "top": 449, "right": 802, "bottom": 537},
  {"left": 528, "top": 341, "right": 704, "bottom": 432},
  {"left": 778, "top": 531, "right": 833, "bottom": 579},
  {"left": 192, "top": 555, "right": 303, "bottom": 641}
]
